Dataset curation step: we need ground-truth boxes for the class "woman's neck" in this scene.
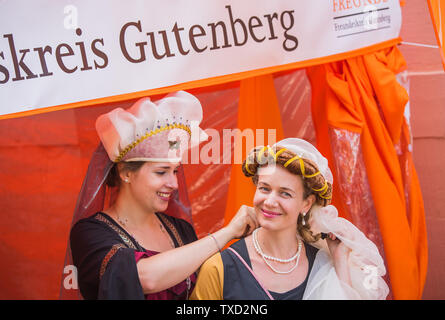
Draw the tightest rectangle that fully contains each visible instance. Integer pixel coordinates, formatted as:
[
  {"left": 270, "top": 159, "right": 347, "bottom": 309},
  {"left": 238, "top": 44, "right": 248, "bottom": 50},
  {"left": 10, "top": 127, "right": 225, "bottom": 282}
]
[
  {"left": 106, "top": 191, "right": 157, "bottom": 229},
  {"left": 256, "top": 227, "right": 301, "bottom": 259}
]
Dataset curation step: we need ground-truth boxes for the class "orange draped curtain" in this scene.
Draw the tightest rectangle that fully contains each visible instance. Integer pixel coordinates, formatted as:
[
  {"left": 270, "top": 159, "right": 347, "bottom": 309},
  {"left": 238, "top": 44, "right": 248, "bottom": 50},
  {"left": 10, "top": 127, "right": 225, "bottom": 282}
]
[
  {"left": 427, "top": 0, "right": 445, "bottom": 70},
  {"left": 307, "top": 46, "right": 427, "bottom": 299},
  {"left": 222, "top": 74, "right": 284, "bottom": 235}
]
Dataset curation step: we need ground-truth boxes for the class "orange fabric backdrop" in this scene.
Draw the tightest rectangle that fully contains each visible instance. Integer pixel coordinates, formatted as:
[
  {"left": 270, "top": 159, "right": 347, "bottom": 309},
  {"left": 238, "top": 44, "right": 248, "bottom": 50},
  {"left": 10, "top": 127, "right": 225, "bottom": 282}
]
[
  {"left": 306, "top": 46, "right": 427, "bottom": 299},
  {"left": 427, "top": 0, "right": 445, "bottom": 70}
]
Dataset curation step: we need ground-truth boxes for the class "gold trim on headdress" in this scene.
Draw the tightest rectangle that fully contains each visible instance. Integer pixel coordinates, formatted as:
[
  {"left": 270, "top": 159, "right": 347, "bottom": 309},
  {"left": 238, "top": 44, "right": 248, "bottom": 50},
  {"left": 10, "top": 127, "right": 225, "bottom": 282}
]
[
  {"left": 318, "top": 193, "right": 332, "bottom": 200},
  {"left": 273, "top": 148, "right": 286, "bottom": 160},
  {"left": 115, "top": 123, "right": 191, "bottom": 163},
  {"left": 248, "top": 145, "right": 331, "bottom": 199},
  {"left": 257, "top": 146, "right": 276, "bottom": 163},
  {"left": 283, "top": 155, "right": 299, "bottom": 168},
  {"left": 245, "top": 157, "right": 255, "bottom": 175}
]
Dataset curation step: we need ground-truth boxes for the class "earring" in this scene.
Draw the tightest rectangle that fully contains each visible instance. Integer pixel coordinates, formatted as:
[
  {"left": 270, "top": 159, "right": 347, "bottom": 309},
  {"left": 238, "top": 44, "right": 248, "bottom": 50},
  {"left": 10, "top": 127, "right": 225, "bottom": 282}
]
[
  {"left": 301, "top": 212, "right": 306, "bottom": 226},
  {"left": 124, "top": 178, "right": 129, "bottom": 183}
]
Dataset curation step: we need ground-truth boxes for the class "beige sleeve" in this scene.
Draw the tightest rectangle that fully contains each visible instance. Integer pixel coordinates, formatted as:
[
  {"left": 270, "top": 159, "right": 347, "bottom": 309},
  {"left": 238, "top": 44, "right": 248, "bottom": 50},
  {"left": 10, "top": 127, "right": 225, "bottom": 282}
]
[{"left": 189, "top": 252, "right": 224, "bottom": 300}]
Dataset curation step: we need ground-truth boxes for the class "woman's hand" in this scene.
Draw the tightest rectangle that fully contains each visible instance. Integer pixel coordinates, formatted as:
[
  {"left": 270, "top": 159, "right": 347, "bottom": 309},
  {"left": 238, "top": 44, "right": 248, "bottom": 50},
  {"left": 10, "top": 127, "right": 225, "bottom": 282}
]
[
  {"left": 137, "top": 205, "right": 257, "bottom": 294},
  {"left": 326, "top": 232, "right": 350, "bottom": 261},
  {"left": 326, "top": 232, "right": 352, "bottom": 285},
  {"left": 225, "top": 205, "right": 259, "bottom": 239}
]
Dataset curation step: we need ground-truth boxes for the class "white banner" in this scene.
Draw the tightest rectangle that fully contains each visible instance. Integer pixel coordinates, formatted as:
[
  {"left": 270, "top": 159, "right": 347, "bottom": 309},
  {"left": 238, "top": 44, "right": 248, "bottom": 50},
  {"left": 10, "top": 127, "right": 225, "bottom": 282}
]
[{"left": 0, "top": 0, "right": 401, "bottom": 117}]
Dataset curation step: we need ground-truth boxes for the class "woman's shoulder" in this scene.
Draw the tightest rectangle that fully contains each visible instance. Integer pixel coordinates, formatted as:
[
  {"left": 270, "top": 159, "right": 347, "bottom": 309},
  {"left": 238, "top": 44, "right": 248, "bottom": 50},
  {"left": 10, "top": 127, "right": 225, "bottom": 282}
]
[
  {"left": 303, "top": 241, "right": 319, "bottom": 258},
  {"left": 304, "top": 241, "right": 320, "bottom": 253},
  {"left": 190, "top": 251, "right": 224, "bottom": 300},
  {"left": 202, "top": 252, "right": 224, "bottom": 269},
  {"left": 71, "top": 212, "right": 113, "bottom": 232},
  {"left": 220, "top": 238, "right": 249, "bottom": 261},
  {"left": 70, "top": 212, "right": 122, "bottom": 246}
]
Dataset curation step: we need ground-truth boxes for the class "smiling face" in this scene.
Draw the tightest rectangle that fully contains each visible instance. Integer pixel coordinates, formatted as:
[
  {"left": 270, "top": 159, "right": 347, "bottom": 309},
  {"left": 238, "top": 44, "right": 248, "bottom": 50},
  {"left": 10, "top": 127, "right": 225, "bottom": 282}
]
[
  {"left": 253, "top": 164, "right": 315, "bottom": 232},
  {"left": 122, "top": 161, "right": 180, "bottom": 214}
]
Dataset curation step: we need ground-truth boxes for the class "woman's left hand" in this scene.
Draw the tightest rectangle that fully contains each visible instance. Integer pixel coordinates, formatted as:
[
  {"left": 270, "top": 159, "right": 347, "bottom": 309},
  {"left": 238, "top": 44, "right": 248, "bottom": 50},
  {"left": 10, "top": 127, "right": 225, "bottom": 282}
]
[
  {"left": 325, "top": 233, "right": 352, "bottom": 286},
  {"left": 325, "top": 232, "right": 350, "bottom": 263}
]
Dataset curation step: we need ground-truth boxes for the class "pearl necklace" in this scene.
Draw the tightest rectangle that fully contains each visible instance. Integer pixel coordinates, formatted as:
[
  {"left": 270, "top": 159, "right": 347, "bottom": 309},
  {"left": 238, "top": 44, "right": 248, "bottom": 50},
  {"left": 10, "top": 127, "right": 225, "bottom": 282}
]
[{"left": 253, "top": 228, "right": 302, "bottom": 274}]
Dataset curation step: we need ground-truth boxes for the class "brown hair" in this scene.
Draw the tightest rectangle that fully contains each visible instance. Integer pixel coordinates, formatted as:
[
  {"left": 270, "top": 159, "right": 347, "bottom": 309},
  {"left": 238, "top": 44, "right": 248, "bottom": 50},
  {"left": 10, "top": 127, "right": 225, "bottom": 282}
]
[
  {"left": 106, "top": 161, "right": 146, "bottom": 188},
  {"left": 242, "top": 146, "right": 332, "bottom": 243}
]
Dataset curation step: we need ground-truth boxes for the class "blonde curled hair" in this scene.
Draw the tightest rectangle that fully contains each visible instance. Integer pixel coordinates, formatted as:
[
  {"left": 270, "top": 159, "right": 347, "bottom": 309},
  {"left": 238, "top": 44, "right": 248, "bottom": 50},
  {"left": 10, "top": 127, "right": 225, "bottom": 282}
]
[{"left": 242, "top": 146, "right": 332, "bottom": 243}]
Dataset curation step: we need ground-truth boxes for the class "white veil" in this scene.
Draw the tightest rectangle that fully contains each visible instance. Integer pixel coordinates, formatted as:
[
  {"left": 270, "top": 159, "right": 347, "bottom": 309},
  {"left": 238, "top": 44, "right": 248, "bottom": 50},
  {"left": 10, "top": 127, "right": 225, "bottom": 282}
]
[{"left": 303, "top": 205, "right": 389, "bottom": 300}]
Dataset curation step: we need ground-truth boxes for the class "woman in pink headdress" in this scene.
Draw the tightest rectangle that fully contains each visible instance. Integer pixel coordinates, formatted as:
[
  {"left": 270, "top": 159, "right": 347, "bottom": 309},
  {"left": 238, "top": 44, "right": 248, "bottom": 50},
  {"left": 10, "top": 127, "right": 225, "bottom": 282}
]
[{"left": 65, "top": 91, "right": 258, "bottom": 300}]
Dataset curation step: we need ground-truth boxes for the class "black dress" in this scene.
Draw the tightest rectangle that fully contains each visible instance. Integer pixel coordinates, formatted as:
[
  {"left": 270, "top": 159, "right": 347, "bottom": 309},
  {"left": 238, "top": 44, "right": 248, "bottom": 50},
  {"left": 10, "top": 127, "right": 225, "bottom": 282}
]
[
  {"left": 221, "top": 238, "right": 319, "bottom": 300},
  {"left": 70, "top": 212, "right": 198, "bottom": 300}
]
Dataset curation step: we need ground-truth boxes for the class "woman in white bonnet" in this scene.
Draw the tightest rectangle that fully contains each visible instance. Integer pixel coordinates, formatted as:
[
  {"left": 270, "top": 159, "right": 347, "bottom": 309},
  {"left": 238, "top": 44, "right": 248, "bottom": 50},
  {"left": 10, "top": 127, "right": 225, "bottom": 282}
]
[
  {"left": 67, "top": 91, "right": 258, "bottom": 299},
  {"left": 191, "top": 138, "right": 389, "bottom": 300}
]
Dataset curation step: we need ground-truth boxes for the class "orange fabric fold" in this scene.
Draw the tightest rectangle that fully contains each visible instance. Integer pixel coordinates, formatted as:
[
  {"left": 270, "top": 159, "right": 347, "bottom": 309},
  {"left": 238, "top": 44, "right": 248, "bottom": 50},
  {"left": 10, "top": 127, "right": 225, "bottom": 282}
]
[
  {"left": 307, "top": 46, "right": 427, "bottom": 299},
  {"left": 222, "top": 74, "right": 284, "bottom": 243},
  {"left": 427, "top": 0, "right": 445, "bottom": 70}
]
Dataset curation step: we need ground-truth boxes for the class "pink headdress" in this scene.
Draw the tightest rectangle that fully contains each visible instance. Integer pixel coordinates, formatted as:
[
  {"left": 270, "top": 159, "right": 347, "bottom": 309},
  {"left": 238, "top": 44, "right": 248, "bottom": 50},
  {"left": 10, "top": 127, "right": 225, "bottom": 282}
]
[{"left": 96, "top": 90, "right": 207, "bottom": 163}]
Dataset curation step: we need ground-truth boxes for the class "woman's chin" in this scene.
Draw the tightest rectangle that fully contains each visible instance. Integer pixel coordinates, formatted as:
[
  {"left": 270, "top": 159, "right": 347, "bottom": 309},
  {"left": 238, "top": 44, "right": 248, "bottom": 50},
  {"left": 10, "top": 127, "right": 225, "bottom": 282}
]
[
  {"left": 151, "top": 201, "right": 169, "bottom": 213},
  {"left": 258, "top": 216, "right": 282, "bottom": 230},
  {"left": 157, "top": 204, "right": 169, "bottom": 213}
]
